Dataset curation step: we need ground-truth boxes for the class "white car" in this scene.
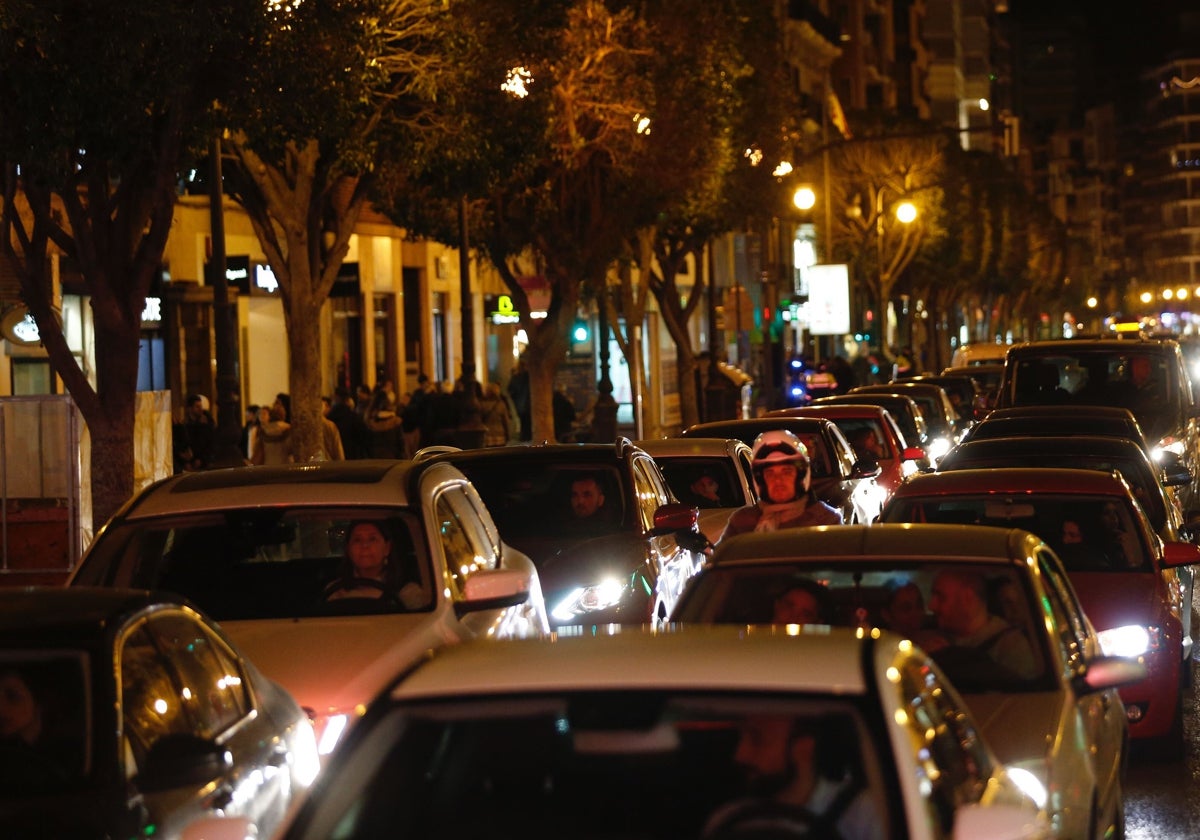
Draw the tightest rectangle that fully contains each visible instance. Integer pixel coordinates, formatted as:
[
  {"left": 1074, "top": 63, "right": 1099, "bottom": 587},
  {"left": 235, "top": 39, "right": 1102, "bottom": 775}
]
[
  {"left": 254, "top": 627, "right": 1049, "bottom": 840},
  {"left": 636, "top": 436, "right": 757, "bottom": 544},
  {"left": 672, "top": 524, "right": 1146, "bottom": 838},
  {"left": 67, "top": 460, "right": 550, "bottom": 758}
]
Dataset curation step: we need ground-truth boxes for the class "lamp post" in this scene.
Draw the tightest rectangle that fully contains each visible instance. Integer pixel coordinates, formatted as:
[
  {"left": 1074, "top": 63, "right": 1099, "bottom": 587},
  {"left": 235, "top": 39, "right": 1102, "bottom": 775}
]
[{"left": 873, "top": 188, "right": 917, "bottom": 353}]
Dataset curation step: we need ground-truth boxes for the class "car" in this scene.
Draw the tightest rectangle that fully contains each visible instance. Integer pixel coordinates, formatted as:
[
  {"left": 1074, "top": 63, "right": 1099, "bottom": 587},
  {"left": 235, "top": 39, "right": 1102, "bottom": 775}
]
[
  {"left": 994, "top": 337, "right": 1200, "bottom": 512},
  {"left": 906, "top": 373, "right": 981, "bottom": 425},
  {"left": 849, "top": 382, "right": 965, "bottom": 461},
  {"left": 670, "top": 524, "right": 1143, "bottom": 839},
  {"left": 941, "top": 363, "right": 1005, "bottom": 416},
  {"left": 959, "top": 405, "right": 1153, "bottom": 458},
  {"left": 261, "top": 627, "right": 1051, "bottom": 840},
  {"left": 880, "top": 467, "right": 1200, "bottom": 759},
  {"left": 417, "top": 439, "right": 707, "bottom": 628},
  {"left": 767, "top": 403, "right": 925, "bottom": 498},
  {"left": 67, "top": 460, "right": 550, "bottom": 758},
  {"left": 951, "top": 342, "right": 1009, "bottom": 368},
  {"left": 937, "top": 434, "right": 1193, "bottom": 543},
  {"left": 635, "top": 437, "right": 757, "bottom": 545},
  {"left": 682, "top": 416, "right": 887, "bottom": 525},
  {"left": 813, "top": 392, "right": 932, "bottom": 461},
  {"left": 0, "top": 587, "right": 320, "bottom": 839}
]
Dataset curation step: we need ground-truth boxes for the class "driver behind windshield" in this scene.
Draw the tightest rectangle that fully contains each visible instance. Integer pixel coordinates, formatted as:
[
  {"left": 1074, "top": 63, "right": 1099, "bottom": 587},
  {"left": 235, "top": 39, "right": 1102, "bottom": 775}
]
[{"left": 324, "top": 520, "right": 424, "bottom": 607}]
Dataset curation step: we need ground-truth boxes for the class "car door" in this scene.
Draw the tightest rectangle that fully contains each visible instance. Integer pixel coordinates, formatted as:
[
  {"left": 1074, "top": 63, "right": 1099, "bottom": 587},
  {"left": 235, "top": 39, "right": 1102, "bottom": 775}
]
[
  {"left": 119, "top": 609, "right": 286, "bottom": 838},
  {"left": 1036, "top": 550, "right": 1126, "bottom": 812},
  {"left": 632, "top": 454, "right": 700, "bottom": 621}
]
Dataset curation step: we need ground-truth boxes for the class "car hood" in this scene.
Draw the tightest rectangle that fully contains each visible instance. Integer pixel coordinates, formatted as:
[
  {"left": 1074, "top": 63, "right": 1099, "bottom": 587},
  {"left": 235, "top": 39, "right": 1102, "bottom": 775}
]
[
  {"left": 222, "top": 613, "right": 459, "bottom": 714},
  {"left": 509, "top": 532, "right": 651, "bottom": 595},
  {"left": 964, "top": 691, "right": 1061, "bottom": 767},
  {"left": 1068, "top": 572, "right": 1163, "bottom": 631}
]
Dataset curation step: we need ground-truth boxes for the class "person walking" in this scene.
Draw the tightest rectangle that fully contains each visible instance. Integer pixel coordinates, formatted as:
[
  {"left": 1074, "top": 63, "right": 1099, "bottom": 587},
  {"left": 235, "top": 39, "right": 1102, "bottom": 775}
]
[
  {"left": 479, "top": 382, "right": 511, "bottom": 447},
  {"left": 327, "top": 387, "right": 370, "bottom": 459}
]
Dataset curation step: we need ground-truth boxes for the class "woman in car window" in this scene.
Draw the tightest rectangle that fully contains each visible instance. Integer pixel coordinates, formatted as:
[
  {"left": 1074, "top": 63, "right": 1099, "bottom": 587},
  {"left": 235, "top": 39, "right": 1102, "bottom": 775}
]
[{"left": 325, "top": 520, "right": 424, "bottom": 608}]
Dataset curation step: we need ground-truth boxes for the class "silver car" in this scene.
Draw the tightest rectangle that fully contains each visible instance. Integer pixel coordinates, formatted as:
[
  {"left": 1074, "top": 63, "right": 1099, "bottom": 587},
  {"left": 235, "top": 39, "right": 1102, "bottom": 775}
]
[{"left": 68, "top": 460, "right": 550, "bottom": 758}]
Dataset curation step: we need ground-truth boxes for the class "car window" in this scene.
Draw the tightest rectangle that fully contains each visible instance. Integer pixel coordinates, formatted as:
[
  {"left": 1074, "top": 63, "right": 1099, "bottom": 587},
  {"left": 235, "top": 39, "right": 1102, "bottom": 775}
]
[
  {"left": 884, "top": 494, "right": 1152, "bottom": 573},
  {"left": 290, "top": 694, "right": 895, "bottom": 840},
  {"left": 0, "top": 652, "right": 89, "bottom": 795},
  {"left": 655, "top": 458, "right": 742, "bottom": 509},
  {"left": 632, "top": 456, "right": 671, "bottom": 532},
  {"left": 144, "top": 612, "right": 250, "bottom": 735},
  {"left": 894, "top": 650, "right": 995, "bottom": 834},
  {"left": 675, "top": 563, "right": 1053, "bottom": 693},
  {"left": 1036, "top": 550, "right": 1091, "bottom": 670},
  {"left": 77, "top": 508, "right": 429, "bottom": 619},
  {"left": 1008, "top": 350, "right": 1180, "bottom": 417}
]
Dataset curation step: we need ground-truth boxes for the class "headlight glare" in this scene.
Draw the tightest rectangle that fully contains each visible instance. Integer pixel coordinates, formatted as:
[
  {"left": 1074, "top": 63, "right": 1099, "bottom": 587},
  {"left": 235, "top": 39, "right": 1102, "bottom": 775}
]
[
  {"left": 1096, "top": 624, "right": 1160, "bottom": 657},
  {"left": 551, "top": 578, "right": 626, "bottom": 622}
]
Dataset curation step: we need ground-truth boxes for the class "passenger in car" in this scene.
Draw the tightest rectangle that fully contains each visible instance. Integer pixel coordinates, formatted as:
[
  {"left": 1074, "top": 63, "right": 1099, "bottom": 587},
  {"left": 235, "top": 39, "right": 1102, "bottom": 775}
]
[
  {"left": 771, "top": 579, "right": 832, "bottom": 625},
  {"left": 928, "top": 569, "right": 1038, "bottom": 681},
  {"left": 0, "top": 666, "right": 73, "bottom": 790},
  {"left": 880, "top": 581, "right": 947, "bottom": 652},
  {"left": 324, "top": 520, "right": 424, "bottom": 608}
]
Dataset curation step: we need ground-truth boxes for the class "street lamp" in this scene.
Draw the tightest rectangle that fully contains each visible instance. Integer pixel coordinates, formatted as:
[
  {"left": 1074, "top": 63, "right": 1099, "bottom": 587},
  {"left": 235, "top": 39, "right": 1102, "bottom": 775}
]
[{"left": 873, "top": 189, "right": 918, "bottom": 352}]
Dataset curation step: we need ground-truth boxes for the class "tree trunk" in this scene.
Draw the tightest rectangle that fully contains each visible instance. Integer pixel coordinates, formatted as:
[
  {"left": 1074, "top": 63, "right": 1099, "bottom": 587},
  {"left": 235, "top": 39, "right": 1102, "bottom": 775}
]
[{"left": 286, "top": 288, "right": 325, "bottom": 461}]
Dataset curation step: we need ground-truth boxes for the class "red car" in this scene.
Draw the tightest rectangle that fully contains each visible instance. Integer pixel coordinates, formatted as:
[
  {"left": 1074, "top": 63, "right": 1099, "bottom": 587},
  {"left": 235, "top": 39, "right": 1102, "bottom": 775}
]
[
  {"left": 768, "top": 403, "right": 925, "bottom": 499},
  {"left": 881, "top": 466, "right": 1200, "bottom": 759}
]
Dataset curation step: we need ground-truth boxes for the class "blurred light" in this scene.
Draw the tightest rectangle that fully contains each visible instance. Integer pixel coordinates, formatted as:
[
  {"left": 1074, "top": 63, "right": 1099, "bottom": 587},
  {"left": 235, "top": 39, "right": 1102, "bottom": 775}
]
[
  {"left": 745, "top": 147, "right": 763, "bottom": 166},
  {"left": 1178, "top": 287, "right": 1189, "bottom": 300},
  {"left": 1096, "top": 624, "right": 1159, "bottom": 657},
  {"left": 978, "top": 98, "right": 990, "bottom": 111},
  {"left": 1164, "top": 289, "right": 1175, "bottom": 300},
  {"left": 1140, "top": 292, "right": 1154, "bottom": 304},
  {"left": 1086, "top": 296, "right": 1098, "bottom": 308},
  {"left": 1007, "top": 767, "right": 1048, "bottom": 809},
  {"left": 501, "top": 66, "right": 532, "bottom": 98},
  {"left": 793, "top": 186, "right": 816, "bottom": 211},
  {"left": 634, "top": 114, "right": 651, "bottom": 135},
  {"left": 895, "top": 202, "right": 917, "bottom": 224},
  {"left": 773, "top": 161, "right": 794, "bottom": 178}
]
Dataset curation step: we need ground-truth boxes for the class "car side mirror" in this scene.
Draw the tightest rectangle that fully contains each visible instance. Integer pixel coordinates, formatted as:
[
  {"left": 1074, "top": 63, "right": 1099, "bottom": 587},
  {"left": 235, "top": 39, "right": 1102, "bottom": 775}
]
[
  {"left": 1072, "top": 655, "right": 1148, "bottom": 695},
  {"left": 851, "top": 458, "right": 882, "bottom": 479},
  {"left": 138, "top": 733, "right": 231, "bottom": 793},
  {"left": 1162, "top": 541, "right": 1200, "bottom": 568},
  {"left": 455, "top": 567, "right": 531, "bottom": 617},
  {"left": 650, "top": 503, "right": 710, "bottom": 554}
]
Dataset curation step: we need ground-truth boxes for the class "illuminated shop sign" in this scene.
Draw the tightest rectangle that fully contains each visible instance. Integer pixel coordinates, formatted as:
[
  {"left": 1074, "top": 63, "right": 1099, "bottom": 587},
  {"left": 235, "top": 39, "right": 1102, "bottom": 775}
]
[{"left": 489, "top": 294, "right": 521, "bottom": 324}]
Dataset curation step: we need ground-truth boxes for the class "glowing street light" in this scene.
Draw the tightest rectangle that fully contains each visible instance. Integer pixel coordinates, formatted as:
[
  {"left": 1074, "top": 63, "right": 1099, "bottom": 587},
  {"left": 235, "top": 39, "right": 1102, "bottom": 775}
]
[
  {"left": 793, "top": 185, "right": 816, "bottom": 211},
  {"left": 895, "top": 201, "right": 917, "bottom": 224}
]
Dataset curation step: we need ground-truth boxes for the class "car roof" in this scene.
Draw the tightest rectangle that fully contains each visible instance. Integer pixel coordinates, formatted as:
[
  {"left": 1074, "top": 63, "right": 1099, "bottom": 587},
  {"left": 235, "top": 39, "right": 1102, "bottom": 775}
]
[
  {"left": 683, "top": 417, "right": 835, "bottom": 438},
  {"left": 1007, "top": 338, "right": 1181, "bottom": 355},
  {"left": 892, "top": 466, "right": 1135, "bottom": 498},
  {"left": 387, "top": 626, "right": 880, "bottom": 699},
  {"left": 0, "top": 586, "right": 177, "bottom": 640},
  {"left": 769, "top": 404, "right": 892, "bottom": 421},
  {"left": 425, "top": 440, "right": 644, "bottom": 466},
  {"left": 709, "top": 523, "right": 1038, "bottom": 566},
  {"left": 111, "top": 460, "right": 443, "bottom": 520},
  {"left": 946, "top": 434, "right": 1148, "bottom": 459},
  {"left": 984, "top": 405, "right": 1138, "bottom": 421},
  {"left": 634, "top": 437, "right": 750, "bottom": 458}
]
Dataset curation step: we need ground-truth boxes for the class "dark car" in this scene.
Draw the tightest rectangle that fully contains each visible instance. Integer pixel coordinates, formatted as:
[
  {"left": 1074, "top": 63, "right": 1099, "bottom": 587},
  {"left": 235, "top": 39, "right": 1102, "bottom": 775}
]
[
  {"left": 682, "top": 416, "right": 886, "bottom": 524},
  {"left": 960, "top": 405, "right": 1152, "bottom": 456},
  {"left": 848, "top": 382, "right": 965, "bottom": 461},
  {"left": 0, "top": 587, "right": 319, "bottom": 839},
  {"left": 812, "top": 392, "right": 931, "bottom": 458},
  {"left": 995, "top": 338, "right": 1200, "bottom": 513},
  {"left": 942, "top": 363, "right": 1005, "bottom": 415},
  {"left": 418, "top": 440, "right": 707, "bottom": 628},
  {"left": 907, "top": 373, "right": 982, "bottom": 424}
]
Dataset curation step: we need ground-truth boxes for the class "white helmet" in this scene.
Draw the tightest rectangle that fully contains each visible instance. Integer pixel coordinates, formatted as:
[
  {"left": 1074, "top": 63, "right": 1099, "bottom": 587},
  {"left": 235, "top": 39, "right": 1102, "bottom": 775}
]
[{"left": 750, "top": 429, "right": 810, "bottom": 500}]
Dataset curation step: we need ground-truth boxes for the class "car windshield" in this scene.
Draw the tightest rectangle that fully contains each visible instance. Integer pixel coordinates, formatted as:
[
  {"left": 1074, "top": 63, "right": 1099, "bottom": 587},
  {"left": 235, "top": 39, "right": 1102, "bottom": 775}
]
[
  {"left": 291, "top": 694, "right": 897, "bottom": 840},
  {"left": 0, "top": 652, "right": 89, "bottom": 796},
  {"left": 655, "top": 458, "right": 744, "bottom": 509},
  {"left": 73, "top": 508, "right": 433, "bottom": 620},
  {"left": 882, "top": 494, "right": 1152, "bottom": 572},
  {"left": 1009, "top": 351, "right": 1179, "bottom": 420},
  {"left": 447, "top": 462, "right": 628, "bottom": 538},
  {"left": 674, "top": 563, "right": 1055, "bottom": 694}
]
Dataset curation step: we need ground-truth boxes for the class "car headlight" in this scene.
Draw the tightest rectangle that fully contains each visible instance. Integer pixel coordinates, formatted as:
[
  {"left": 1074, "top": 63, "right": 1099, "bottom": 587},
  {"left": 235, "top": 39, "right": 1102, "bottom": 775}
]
[
  {"left": 1096, "top": 624, "right": 1161, "bottom": 658},
  {"left": 551, "top": 578, "right": 627, "bottom": 623},
  {"left": 926, "top": 436, "right": 952, "bottom": 461},
  {"left": 1005, "top": 764, "right": 1048, "bottom": 810},
  {"left": 1153, "top": 439, "right": 1185, "bottom": 462}
]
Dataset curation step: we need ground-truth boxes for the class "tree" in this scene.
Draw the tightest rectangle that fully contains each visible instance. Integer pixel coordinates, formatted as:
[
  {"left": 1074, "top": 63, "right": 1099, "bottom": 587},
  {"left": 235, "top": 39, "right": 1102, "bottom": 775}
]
[
  {"left": 0, "top": 0, "right": 260, "bottom": 531},
  {"left": 218, "top": 0, "right": 449, "bottom": 461},
  {"left": 381, "top": 0, "right": 658, "bottom": 443}
]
